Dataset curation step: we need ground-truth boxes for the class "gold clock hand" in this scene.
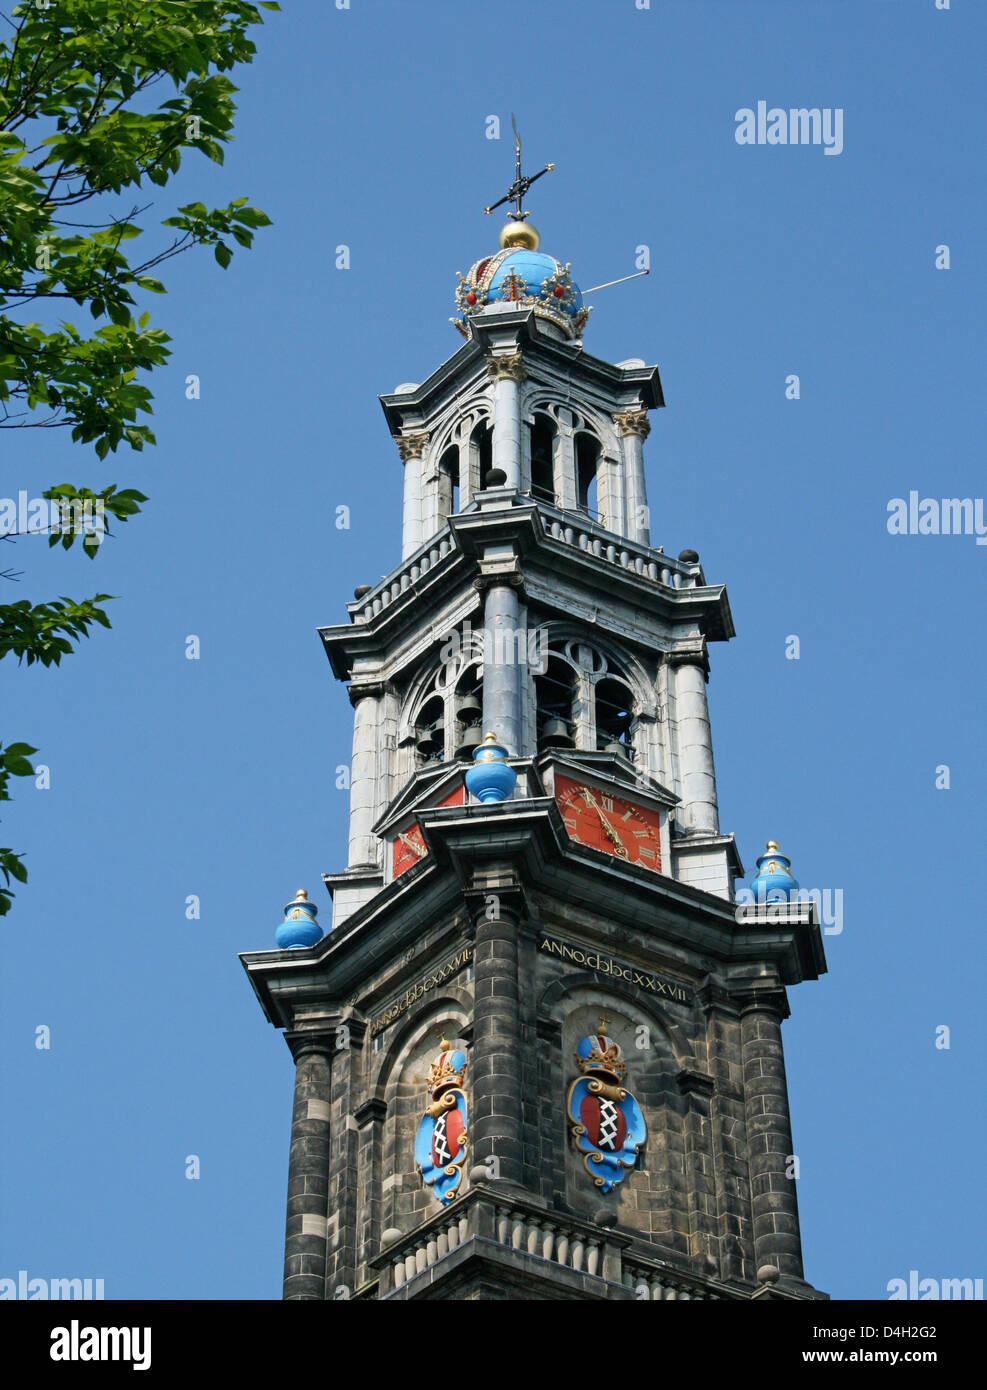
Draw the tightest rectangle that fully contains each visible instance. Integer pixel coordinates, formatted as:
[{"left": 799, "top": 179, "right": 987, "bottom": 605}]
[
  {"left": 581, "top": 788, "right": 629, "bottom": 857},
  {"left": 398, "top": 831, "right": 426, "bottom": 858}
]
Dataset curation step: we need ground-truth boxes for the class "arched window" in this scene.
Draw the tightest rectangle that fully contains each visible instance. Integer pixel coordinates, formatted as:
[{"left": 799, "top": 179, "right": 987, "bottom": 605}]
[
  {"left": 471, "top": 420, "right": 493, "bottom": 488},
  {"left": 575, "top": 431, "right": 600, "bottom": 518},
  {"left": 595, "top": 675, "right": 634, "bottom": 759},
  {"left": 453, "top": 667, "right": 483, "bottom": 760},
  {"left": 437, "top": 445, "right": 459, "bottom": 521},
  {"left": 529, "top": 413, "right": 557, "bottom": 505},
  {"left": 414, "top": 692, "right": 445, "bottom": 763},
  {"left": 535, "top": 655, "right": 577, "bottom": 750}
]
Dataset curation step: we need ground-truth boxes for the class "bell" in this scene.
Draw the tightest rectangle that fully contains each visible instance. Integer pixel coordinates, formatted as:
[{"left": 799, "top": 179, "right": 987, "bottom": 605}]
[
  {"left": 540, "top": 716, "right": 573, "bottom": 748},
  {"left": 455, "top": 725, "right": 483, "bottom": 759},
  {"left": 604, "top": 738, "right": 631, "bottom": 760},
  {"left": 456, "top": 693, "right": 482, "bottom": 722},
  {"left": 416, "top": 723, "right": 444, "bottom": 757}
]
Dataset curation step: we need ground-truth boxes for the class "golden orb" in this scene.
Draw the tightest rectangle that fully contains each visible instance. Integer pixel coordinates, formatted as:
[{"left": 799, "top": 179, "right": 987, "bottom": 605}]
[
  {"left": 438, "top": 1037, "right": 451, "bottom": 1051},
  {"left": 499, "top": 219, "right": 540, "bottom": 251},
  {"left": 765, "top": 841, "right": 779, "bottom": 853},
  {"left": 295, "top": 888, "right": 308, "bottom": 899}
]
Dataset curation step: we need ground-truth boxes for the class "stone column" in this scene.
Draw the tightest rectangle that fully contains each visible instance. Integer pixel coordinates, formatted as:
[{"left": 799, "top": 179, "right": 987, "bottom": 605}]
[
  {"left": 738, "top": 987, "right": 804, "bottom": 1281},
  {"left": 283, "top": 1031, "right": 333, "bottom": 1300},
  {"left": 469, "top": 890, "right": 524, "bottom": 1187},
  {"left": 481, "top": 578, "right": 523, "bottom": 756},
  {"left": 669, "top": 649, "right": 719, "bottom": 835},
  {"left": 696, "top": 983, "right": 753, "bottom": 1284},
  {"left": 614, "top": 409, "right": 651, "bottom": 545},
  {"left": 487, "top": 353, "right": 526, "bottom": 490},
  {"left": 347, "top": 684, "right": 382, "bottom": 867},
  {"left": 397, "top": 433, "right": 427, "bottom": 560},
  {"left": 677, "top": 1068, "right": 720, "bottom": 1271}
]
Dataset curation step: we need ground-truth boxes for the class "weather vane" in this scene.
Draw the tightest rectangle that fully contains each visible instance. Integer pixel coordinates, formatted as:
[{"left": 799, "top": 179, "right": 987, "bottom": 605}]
[{"left": 484, "top": 115, "right": 554, "bottom": 225}]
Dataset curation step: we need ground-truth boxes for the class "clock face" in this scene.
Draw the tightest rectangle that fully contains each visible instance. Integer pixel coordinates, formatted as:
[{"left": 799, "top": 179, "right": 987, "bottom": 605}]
[
  {"left": 392, "top": 821, "right": 428, "bottom": 878},
  {"left": 555, "top": 773, "right": 662, "bottom": 872},
  {"left": 389, "top": 783, "right": 465, "bottom": 880}
]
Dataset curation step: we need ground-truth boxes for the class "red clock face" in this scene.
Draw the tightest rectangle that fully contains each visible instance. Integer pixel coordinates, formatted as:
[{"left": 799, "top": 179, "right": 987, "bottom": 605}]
[
  {"left": 555, "top": 773, "right": 662, "bottom": 872},
  {"left": 390, "top": 783, "right": 464, "bottom": 879},
  {"left": 392, "top": 822, "right": 428, "bottom": 878}
]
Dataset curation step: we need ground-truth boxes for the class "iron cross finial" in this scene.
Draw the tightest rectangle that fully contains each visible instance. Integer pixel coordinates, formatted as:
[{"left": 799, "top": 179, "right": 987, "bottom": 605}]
[{"left": 483, "top": 114, "right": 554, "bottom": 222}]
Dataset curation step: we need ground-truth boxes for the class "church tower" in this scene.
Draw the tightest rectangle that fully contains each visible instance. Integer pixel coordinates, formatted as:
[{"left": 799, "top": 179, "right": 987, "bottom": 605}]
[{"left": 241, "top": 142, "right": 828, "bottom": 1302}]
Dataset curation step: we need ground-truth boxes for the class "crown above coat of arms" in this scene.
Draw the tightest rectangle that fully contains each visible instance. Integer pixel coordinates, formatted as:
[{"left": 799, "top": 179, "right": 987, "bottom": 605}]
[
  {"left": 427, "top": 1039, "right": 467, "bottom": 1096},
  {"left": 575, "top": 1017, "right": 628, "bottom": 1083}
]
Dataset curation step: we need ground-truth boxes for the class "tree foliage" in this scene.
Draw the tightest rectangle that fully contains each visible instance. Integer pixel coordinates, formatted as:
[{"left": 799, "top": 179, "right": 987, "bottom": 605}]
[{"left": 0, "top": 0, "right": 277, "bottom": 912}]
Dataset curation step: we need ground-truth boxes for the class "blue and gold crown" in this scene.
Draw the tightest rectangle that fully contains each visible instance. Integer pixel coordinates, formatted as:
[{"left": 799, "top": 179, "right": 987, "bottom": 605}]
[
  {"left": 427, "top": 1039, "right": 467, "bottom": 1096},
  {"left": 575, "top": 1019, "right": 627, "bottom": 1083},
  {"left": 453, "top": 243, "right": 589, "bottom": 340}
]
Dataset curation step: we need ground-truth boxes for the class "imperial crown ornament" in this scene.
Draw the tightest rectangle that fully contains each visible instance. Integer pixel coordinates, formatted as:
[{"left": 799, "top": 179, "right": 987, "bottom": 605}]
[
  {"left": 414, "top": 1038, "right": 469, "bottom": 1204},
  {"left": 566, "top": 1018, "right": 647, "bottom": 1194}
]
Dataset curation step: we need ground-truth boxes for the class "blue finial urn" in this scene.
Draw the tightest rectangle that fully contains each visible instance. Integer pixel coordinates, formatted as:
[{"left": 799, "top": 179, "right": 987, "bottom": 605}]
[
  {"left": 751, "top": 841, "right": 799, "bottom": 902},
  {"left": 275, "top": 888, "right": 322, "bottom": 949},
  {"left": 464, "top": 732, "right": 517, "bottom": 804}
]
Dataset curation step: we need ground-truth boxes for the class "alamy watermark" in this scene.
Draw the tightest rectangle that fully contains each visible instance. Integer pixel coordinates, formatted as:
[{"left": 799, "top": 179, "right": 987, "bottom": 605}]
[
  {"left": 0, "top": 491, "right": 106, "bottom": 545},
  {"left": 887, "top": 1271, "right": 983, "bottom": 1300},
  {"left": 735, "top": 102, "right": 844, "bottom": 156},
  {"left": 887, "top": 493, "right": 987, "bottom": 546},
  {"left": 439, "top": 619, "right": 548, "bottom": 672},
  {"left": 735, "top": 886, "right": 844, "bottom": 935},
  {"left": 1, "top": 1269, "right": 104, "bottom": 1299}
]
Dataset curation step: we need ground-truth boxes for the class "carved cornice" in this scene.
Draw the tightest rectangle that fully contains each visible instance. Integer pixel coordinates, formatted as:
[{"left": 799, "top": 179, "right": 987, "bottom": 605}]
[
  {"left": 396, "top": 432, "right": 428, "bottom": 462},
  {"left": 613, "top": 408, "right": 651, "bottom": 440},
  {"left": 676, "top": 1068, "right": 716, "bottom": 1098},
  {"left": 354, "top": 1097, "right": 387, "bottom": 1128},
  {"left": 486, "top": 352, "right": 527, "bottom": 384}
]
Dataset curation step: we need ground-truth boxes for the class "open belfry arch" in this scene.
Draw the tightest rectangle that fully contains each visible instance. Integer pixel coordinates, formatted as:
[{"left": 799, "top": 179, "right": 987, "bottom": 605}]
[{"left": 241, "top": 130, "right": 827, "bottom": 1302}]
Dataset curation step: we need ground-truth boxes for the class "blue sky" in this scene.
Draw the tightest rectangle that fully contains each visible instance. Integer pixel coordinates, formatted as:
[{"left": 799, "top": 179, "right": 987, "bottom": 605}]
[{"left": 2, "top": 0, "right": 984, "bottom": 1300}]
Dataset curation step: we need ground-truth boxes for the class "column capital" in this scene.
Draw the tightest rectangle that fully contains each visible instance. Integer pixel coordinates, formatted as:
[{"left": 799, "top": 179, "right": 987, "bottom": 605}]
[
  {"left": 395, "top": 431, "right": 428, "bottom": 462},
  {"left": 486, "top": 351, "right": 527, "bottom": 384},
  {"left": 732, "top": 983, "right": 791, "bottom": 1021},
  {"left": 472, "top": 570, "right": 523, "bottom": 594},
  {"left": 463, "top": 884, "right": 526, "bottom": 926},
  {"left": 284, "top": 1027, "right": 337, "bottom": 1063},
  {"left": 694, "top": 980, "right": 741, "bottom": 1015},
  {"left": 346, "top": 679, "right": 391, "bottom": 707},
  {"left": 665, "top": 642, "right": 710, "bottom": 677},
  {"left": 613, "top": 408, "right": 651, "bottom": 440}
]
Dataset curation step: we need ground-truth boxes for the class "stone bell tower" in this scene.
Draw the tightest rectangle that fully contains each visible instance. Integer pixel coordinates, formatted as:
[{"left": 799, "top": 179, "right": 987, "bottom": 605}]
[{"left": 241, "top": 142, "right": 828, "bottom": 1302}]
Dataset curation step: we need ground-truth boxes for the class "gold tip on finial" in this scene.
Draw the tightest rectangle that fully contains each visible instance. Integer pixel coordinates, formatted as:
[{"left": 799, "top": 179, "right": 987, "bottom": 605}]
[
  {"left": 499, "top": 219, "right": 539, "bottom": 251},
  {"left": 765, "top": 841, "right": 778, "bottom": 853},
  {"left": 295, "top": 888, "right": 308, "bottom": 899},
  {"left": 483, "top": 731, "right": 497, "bottom": 742}
]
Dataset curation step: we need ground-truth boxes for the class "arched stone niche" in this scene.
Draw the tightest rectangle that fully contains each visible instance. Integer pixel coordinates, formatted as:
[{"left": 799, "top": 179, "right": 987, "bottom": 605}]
[
  {"left": 539, "top": 978, "right": 696, "bottom": 1254},
  {"left": 370, "top": 992, "right": 471, "bottom": 1241}
]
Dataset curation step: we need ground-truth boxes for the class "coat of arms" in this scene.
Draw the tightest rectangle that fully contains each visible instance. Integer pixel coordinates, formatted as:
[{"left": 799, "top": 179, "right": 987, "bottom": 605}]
[
  {"left": 415, "top": 1037, "right": 468, "bottom": 1204},
  {"left": 566, "top": 1017, "right": 646, "bottom": 1193}
]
